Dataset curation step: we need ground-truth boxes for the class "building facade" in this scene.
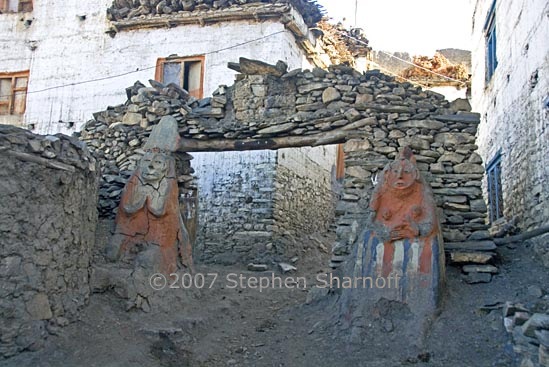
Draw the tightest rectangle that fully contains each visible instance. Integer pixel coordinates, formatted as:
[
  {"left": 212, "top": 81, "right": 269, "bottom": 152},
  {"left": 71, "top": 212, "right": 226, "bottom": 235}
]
[
  {"left": 1, "top": 0, "right": 373, "bottom": 263},
  {"left": 471, "top": 0, "right": 548, "bottom": 238}
]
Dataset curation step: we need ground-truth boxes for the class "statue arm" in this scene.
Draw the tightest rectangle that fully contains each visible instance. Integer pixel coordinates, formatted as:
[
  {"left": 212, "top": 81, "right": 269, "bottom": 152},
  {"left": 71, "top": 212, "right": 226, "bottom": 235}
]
[
  {"left": 147, "top": 179, "right": 170, "bottom": 217},
  {"left": 121, "top": 175, "right": 147, "bottom": 214}
]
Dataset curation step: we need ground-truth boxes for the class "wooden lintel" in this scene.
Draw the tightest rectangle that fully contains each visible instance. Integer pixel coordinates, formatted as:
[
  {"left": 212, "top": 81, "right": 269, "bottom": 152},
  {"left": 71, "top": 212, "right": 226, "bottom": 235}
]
[{"left": 178, "top": 129, "right": 358, "bottom": 152}]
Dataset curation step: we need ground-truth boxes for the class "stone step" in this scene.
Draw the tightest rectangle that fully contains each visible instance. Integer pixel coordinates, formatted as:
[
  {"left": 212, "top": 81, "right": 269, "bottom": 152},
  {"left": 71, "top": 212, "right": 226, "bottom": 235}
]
[
  {"left": 449, "top": 251, "right": 496, "bottom": 264},
  {"left": 445, "top": 240, "right": 497, "bottom": 251},
  {"left": 463, "top": 272, "right": 492, "bottom": 284},
  {"left": 462, "top": 264, "right": 499, "bottom": 274}
]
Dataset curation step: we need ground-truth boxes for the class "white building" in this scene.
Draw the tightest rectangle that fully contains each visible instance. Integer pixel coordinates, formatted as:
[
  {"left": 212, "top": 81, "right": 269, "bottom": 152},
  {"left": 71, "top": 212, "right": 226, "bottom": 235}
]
[
  {"left": 1, "top": 0, "right": 372, "bottom": 262},
  {"left": 470, "top": 0, "right": 548, "bottom": 236}
]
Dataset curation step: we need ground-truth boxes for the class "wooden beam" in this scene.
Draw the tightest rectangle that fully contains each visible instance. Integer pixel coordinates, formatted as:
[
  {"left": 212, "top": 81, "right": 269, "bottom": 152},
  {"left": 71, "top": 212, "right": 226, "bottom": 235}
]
[
  {"left": 493, "top": 225, "right": 549, "bottom": 245},
  {"left": 178, "top": 128, "right": 359, "bottom": 152}
]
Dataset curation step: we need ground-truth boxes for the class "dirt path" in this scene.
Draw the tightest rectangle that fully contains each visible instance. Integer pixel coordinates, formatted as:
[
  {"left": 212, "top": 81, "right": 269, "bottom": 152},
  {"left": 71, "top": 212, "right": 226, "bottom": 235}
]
[{"left": 1, "top": 240, "right": 548, "bottom": 367}]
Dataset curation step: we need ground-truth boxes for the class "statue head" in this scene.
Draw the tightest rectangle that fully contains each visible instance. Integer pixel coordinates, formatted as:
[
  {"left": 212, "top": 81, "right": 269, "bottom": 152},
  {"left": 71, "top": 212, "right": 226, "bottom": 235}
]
[
  {"left": 384, "top": 147, "right": 419, "bottom": 191},
  {"left": 139, "top": 151, "right": 169, "bottom": 184}
]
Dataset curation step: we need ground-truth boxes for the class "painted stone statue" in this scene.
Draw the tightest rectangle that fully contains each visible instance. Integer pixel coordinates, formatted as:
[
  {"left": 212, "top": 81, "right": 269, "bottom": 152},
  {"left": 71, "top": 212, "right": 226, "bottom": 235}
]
[
  {"left": 337, "top": 146, "right": 445, "bottom": 346},
  {"left": 106, "top": 116, "right": 193, "bottom": 275}
]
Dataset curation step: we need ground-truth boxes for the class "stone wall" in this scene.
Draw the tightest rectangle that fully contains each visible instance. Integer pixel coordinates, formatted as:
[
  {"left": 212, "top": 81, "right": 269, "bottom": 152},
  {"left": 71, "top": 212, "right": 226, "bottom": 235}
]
[
  {"left": 192, "top": 150, "right": 277, "bottom": 264},
  {"left": 471, "top": 0, "right": 549, "bottom": 241},
  {"left": 274, "top": 146, "right": 337, "bottom": 235},
  {"left": 0, "top": 125, "right": 98, "bottom": 357},
  {"left": 80, "top": 60, "right": 490, "bottom": 267}
]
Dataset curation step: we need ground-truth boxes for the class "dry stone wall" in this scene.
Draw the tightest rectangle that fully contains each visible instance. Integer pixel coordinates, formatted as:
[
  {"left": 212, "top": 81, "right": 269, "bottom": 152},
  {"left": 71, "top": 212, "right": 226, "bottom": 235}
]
[
  {"left": 79, "top": 60, "right": 489, "bottom": 266},
  {"left": 274, "top": 147, "right": 336, "bottom": 235},
  {"left": 0, "top": 125, "right": 98, "bottom": 357},
  {"left": 192, "top": 150, "right": 278, "bottom": 264}
]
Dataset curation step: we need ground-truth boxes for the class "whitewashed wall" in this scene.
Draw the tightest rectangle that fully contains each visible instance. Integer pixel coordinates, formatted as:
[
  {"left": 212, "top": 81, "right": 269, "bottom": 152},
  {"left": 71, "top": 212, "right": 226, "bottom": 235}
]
[
  {"left": 471, "top": 0, "right": 549, "bottom": 231},
  {"left": 1, "top": 0, "right": 339, "bottom": 262},
  {"left": 0, "top": 0, "right": 312, "bottom": 134}
]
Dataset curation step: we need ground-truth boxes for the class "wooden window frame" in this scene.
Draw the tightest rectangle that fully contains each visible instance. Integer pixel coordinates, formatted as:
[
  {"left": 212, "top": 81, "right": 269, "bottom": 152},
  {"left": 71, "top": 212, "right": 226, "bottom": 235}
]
[
  {"left": 335, "top": 144, "right": 345, "bottom": 181},
  {"left": 484, "top": 0, "right": 497, "bottom": 83},
  {"left": 0, "top": 70, "right": 30, "bottom": 116},
  {"left": 0, "top": 0, "right": 33, "bottom": 13},
  {"left": 486, "top": 151, "right": 503, "bottom": 223},
  {"left": 155, "top": 55, "right": 205, "bottom": 99}
]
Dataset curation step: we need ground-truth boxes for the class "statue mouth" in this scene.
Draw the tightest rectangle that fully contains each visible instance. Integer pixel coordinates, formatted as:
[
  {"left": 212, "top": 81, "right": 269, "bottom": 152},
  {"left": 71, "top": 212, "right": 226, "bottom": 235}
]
[{"left": 394, "top": 181, "right": 408, "bottom": 188}]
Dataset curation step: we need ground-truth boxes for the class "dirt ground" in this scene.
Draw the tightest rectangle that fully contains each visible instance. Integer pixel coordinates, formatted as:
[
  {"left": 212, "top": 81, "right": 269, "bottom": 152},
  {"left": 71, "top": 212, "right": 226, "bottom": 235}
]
[{"left": 1, "top": 234, "right": 548, "bottom": 367}]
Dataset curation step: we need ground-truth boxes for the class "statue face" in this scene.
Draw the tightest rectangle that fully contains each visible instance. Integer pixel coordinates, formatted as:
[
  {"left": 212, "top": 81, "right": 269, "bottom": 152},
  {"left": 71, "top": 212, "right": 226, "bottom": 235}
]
[
  {"left": 386, "top": 159, "right": 418, "bottom": 190},
  {"left": 139, "top": 152, "right": 168, "bottom": 184}
]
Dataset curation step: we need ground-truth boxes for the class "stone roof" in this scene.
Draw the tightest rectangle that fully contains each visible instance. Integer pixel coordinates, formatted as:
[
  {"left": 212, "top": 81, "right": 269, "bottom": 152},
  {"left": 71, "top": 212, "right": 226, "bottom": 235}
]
[{"left": 107, "top": 0, "right": 324, "bottom": 27}]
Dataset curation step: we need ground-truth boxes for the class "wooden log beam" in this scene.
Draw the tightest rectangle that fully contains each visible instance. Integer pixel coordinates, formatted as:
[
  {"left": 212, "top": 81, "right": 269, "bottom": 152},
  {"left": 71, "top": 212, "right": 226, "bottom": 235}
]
[
  {"left": 178, "top": 129, "right": 359, "bottom": 152},
  {"left": 493, "top": 225, "right": 549, "bottom": 245}
]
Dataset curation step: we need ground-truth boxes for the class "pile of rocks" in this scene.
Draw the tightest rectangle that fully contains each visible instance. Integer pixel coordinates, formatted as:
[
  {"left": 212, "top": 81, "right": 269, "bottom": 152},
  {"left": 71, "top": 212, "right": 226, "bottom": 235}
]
[
  {"left": 0, "top": 125, "right": 98, "bottom": 357},
  {"left": 503, "top": 301, "right": 549, "bottom": 366},
  {"left": 78, "top": 81, "right": 196, "bottom": 218},
  {"left": 107, "top": 0, "right": 323, "bottom": 26}
]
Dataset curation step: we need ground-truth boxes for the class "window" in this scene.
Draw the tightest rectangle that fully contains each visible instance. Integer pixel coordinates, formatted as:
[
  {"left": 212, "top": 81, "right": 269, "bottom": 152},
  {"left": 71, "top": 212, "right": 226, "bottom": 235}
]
[
  {"left": 335, "top": 144, "right": 345, "bottom": 182},
  {"left": 486, "top": 152, "right": 503, "bottom": 223},
  {"left": 0, "top": 71, "right": 29, "bottom": 115},
  {"left": 484, "top": 0, "right": 497, "bottom": 82},
  {"left": 155, "top": 56, "right": 204, "bottom": 99},
  {"left": 0, "top": 0, "right": 33, "bottom": 13}
]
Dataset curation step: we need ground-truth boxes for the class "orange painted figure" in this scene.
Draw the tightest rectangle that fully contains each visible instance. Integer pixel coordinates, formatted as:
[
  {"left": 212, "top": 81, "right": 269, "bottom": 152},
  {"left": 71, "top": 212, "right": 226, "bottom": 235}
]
[
  {"left": 349, "top": 147, "right": 445, "bottom": 309},
  {"left": 106, "top": 116, "right": 193, "bottom": 275}
]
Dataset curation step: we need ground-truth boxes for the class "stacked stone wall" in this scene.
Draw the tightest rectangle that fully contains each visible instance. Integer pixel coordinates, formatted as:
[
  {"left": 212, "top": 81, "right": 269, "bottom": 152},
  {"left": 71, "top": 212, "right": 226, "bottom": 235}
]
[
  {"left": 193, "top": 150, "right": 277, "bottom": 264},
  {"left": 79, "top": 60, "right": 490, "bottom": 265},
  {"left": 274, "top": 147, "right": 336, "bottom": 235},
  {"left": 0, "top": 125, "right": 98, "bottom": 357}
]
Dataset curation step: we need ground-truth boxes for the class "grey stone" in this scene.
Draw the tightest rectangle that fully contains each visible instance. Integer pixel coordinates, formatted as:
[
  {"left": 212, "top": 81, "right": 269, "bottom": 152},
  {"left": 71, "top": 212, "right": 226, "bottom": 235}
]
[
  {"left": 449, "top": 98, "right": 472, "bottom": 112},
  {"left": 298, "top": 82, "right": 333, "bottom": 94},
  {"left": 527, "top": 285, "right": 543, "bottom": 298},
  {"left": 396, "top": 119, "right": 445, "bottom": 130},
  {"left": 278, "top": 262, "right": 297, "bottom": 273},
  {"left": 257, "top": 123, "right": 297, "bottom": 135},
  {"left": 247, "top": 263, "right": 268, "bottom": 272},
  {"left": 122, "top": 112, "right": 142, "bottom": 125},
  {"left": 355, "top": 93, "right": 374, "bottom": 104},
  {"left": 445, "top": 240, "right": 497, "bottom": 251},
  {"left": 454, "top": 163, "right": 485, "bottom": 174},
  {"left": 398, "top": 136, "right": 430, "bottom": 150},
  {"left": 462, "top": 264, "right": 498, "bottom": 274},
  {"left": 468, "top": 230, "right": 491, "bottom": 241},
  {"left": 432, "top": 112, "right": 480, "bottom": 123},
  {"left": 26, "top": 293, "right": 53, "bottom": 320},
  {"left": 322, "top": 87, "right": 341, "bottom": 103},
  {"left": 438, "top": 152, "right": 465, "bottom": 164},
  {"left": 535, "top": 330, "right": 549, "bottom": 347},
  {"left": 434, "top": 132, "right": 476, "bottom": 146},
  {"left": 450, "top": 251, "right": 495, "bottom": 264},
  {"left": 522, "top": 314, "right": 549, "bottom": 338},
  {"left": 463, "top": 272, "right": 492, "bottom": 284}
]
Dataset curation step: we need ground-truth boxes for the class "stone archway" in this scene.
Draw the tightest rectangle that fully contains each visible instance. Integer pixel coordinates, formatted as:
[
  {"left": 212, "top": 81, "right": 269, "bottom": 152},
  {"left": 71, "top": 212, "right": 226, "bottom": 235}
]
[{"left": 81, "top": 58, "right": 488, "bottom": 265}]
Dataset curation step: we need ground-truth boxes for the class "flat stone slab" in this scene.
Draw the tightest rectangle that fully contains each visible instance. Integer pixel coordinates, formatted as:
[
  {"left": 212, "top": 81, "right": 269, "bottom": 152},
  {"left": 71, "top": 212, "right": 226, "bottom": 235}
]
[
  {"left": 449, "top": 251, "right": 495, "bottom": 264},
  {"left": 432, "top": 112, "right": 481, "bottom": 123},
  {"left": 462, "top": 265, "right": 498, "bottom": 274},
  {"left": 463, "top": 272, "right": 492, "bottom": 284},
  {"left": 445, "top": 240, "right": 497, "bottom": 251}
]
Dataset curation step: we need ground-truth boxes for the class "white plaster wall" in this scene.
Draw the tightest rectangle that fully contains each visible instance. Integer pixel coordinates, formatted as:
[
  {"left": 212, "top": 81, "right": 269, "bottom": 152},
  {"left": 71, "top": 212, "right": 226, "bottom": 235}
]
[
  {"left": 0, "top": 0, "right": 313, "bottom": 134},
  {"left": 278, "top": 145, "right": 338, "bottom": 180},
  {"left": 471, "top": 0, "right": 549, "bottom": 230},
  {"left": 427, "top": 85, "right": 467, "bottom": 102}
]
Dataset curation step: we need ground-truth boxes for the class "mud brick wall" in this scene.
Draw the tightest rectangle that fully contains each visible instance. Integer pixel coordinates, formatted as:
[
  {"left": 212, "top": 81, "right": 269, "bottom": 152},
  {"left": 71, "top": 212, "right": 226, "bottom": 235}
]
[{"left": 0, "top": 125, "right": 98, "bottom": 357}]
